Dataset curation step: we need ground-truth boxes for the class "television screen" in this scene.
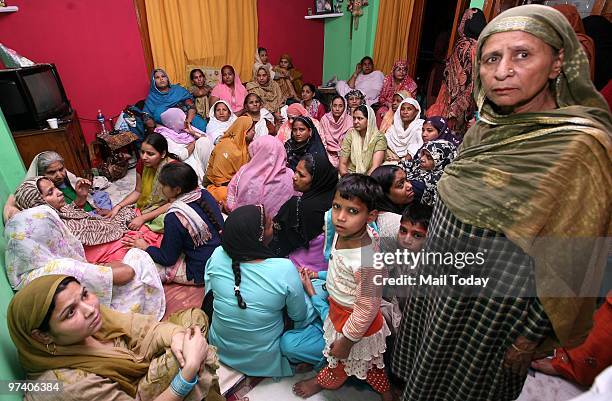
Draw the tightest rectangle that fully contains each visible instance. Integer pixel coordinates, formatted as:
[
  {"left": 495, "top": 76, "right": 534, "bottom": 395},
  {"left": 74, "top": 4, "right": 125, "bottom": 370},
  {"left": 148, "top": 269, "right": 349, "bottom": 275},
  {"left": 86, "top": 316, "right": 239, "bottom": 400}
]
[
  {"left": 0, "top": 81, "right": 28, "bottom": 115},
  {"left": 23, "top": 70, "right": 64, "bottom": 116}
]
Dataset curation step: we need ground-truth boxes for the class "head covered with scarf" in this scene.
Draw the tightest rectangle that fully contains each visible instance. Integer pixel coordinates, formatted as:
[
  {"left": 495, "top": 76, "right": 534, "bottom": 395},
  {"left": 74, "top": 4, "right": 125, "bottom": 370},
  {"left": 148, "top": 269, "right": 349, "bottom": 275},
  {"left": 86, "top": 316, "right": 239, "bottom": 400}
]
[
  {"left": 386, "top": 97, "right": 424, "bottom": 159},
  {"left": 144, "top": 68, "right": 193, "bottom": 123},
  {"left": 206, "top": 116, "right": 254, "bottom": 187},
  {"left": 423, "top": 116, "right": 462, "bottom": 147},
  {"left": 271, "top": 152, "right": 338, "bottom": 256},
  {"left": 222, "top": 204, "right": 276, "bottom": 309},
  {"left": 438, "top": 5, "right": 612, "bottom": 348},
  {"left": 285, "top": 116, "right": 328, "bottom": 170},
  {"left": 226, "top": 135, "right": 296, "bottom": 218},
  {"left": 378, "top": 60, "right": 418, "bottom": 107},
  {"left": 8, "top": 275, "right": 158, "bottom": 397},
  {"left": 13, "top": 177, "right": 136, "bottom": 246}
]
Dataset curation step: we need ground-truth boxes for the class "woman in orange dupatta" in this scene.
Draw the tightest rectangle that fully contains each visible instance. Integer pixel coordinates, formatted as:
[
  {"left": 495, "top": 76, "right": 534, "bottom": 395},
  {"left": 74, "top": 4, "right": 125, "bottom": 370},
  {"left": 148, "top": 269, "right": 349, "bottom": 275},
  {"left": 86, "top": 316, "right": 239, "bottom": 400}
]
[{"left": 205, "top": 116, "right": 255, "bottom": 205}]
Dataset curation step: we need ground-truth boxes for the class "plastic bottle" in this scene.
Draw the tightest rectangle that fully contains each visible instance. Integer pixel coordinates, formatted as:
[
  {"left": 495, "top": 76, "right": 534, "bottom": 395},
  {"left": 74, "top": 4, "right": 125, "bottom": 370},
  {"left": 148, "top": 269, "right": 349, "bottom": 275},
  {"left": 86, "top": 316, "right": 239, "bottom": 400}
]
[{"left": 97, "top": 109, "right": 107, "bottom": 134}]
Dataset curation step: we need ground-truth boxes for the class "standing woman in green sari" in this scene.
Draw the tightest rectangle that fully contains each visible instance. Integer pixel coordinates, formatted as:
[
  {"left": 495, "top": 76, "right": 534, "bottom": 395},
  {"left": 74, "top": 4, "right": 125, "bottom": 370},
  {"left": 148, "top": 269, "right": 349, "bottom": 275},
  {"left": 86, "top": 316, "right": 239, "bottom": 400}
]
[{"left": 392, "top": 5, "right": 611, "bottom": 401}]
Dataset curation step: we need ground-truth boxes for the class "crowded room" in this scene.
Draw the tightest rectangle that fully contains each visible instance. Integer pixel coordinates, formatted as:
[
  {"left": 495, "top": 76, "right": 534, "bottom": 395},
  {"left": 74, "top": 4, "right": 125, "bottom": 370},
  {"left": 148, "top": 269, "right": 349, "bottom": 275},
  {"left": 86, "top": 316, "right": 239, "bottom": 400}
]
[{"left": 0, "top": 0, "right": 610, "bottom": 400}]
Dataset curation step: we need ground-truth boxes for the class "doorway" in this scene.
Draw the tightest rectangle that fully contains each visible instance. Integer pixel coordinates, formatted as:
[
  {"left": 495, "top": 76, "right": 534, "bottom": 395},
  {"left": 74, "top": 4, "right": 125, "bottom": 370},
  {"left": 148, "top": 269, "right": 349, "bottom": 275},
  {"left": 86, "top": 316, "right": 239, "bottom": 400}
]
[{"left": 411, "top": 0, "right": 470, "bottom": 109}]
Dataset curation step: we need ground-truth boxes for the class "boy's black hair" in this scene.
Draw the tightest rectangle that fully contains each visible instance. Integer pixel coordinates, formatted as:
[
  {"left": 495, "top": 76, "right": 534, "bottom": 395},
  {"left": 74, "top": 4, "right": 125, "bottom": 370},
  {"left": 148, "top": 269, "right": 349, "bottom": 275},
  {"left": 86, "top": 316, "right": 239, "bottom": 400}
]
[
  {"left": 401, "top": 203, "right": 433, "bottom": 230},
  {"left": 336, "top": 173, "right": 383, "bottom": 212}
]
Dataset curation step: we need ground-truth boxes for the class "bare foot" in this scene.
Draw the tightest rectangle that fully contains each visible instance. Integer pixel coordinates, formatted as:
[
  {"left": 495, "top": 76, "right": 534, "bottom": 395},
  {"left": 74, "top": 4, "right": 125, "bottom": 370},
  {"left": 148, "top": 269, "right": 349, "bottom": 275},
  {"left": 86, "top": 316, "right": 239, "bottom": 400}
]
[
  {"left": 531, "top": 358, "right": 559, "bottom": 376},
  {"left": 293, "top": 377, "right": 323, "bottom": 398},
  {"left": 295, "top": 363, "right": 313, "bottom": 374}
]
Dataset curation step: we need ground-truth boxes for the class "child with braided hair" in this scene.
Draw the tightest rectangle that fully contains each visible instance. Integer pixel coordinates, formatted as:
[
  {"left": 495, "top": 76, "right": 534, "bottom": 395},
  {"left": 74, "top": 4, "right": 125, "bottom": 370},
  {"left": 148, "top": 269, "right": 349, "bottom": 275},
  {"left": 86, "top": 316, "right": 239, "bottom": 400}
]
[
  {"left": 123, "top": 162, "right": 223, "bottom": 285},
  {"left": 204, "top": 205, "right": 323, "bottom": 377}
]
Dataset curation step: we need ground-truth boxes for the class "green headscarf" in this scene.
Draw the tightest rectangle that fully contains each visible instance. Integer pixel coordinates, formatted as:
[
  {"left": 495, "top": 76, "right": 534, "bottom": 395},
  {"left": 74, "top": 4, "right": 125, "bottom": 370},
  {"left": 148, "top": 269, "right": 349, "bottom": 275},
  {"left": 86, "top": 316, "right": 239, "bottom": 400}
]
[{"left": 437, "top": 5, "right": 612, "bottom": 348}]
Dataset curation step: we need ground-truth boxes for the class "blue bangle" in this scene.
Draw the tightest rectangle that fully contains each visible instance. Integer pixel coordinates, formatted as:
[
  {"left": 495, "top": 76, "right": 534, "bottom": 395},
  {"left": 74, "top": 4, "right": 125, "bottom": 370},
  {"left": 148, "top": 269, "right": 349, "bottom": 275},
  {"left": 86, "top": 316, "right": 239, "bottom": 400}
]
[{"left": 170, "top": 368, "right": 198, "bottom": 397}]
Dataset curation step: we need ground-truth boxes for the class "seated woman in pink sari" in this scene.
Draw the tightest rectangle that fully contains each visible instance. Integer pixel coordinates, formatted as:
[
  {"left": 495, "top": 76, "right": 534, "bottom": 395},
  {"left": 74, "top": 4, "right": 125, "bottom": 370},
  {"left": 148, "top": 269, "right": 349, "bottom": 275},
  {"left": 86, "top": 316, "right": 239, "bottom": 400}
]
[
  {"left": 226, "top": 135, "right": 296, "bottom": 218},
  {"left": 319, "top": 95, "right": 354, "bottom": 168},
  {"left": 210, "top": 65, "right": 248, "bottom": 114}
]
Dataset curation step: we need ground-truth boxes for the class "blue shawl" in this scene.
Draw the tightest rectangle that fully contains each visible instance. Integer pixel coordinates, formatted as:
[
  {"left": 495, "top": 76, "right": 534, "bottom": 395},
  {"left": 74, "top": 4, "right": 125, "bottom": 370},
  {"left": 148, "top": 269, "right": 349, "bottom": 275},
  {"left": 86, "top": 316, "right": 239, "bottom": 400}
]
[{"left": 144, "top": 69, "right": 193, "bottom": 123}]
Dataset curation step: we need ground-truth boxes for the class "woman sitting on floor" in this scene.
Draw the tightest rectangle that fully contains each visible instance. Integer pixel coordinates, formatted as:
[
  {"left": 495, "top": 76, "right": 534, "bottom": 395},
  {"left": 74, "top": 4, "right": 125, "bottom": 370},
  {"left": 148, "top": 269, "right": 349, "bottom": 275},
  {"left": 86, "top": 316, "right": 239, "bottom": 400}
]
[
  {"left": 205, "top": 100, "right": 237, "bottom": 144},
  {"left": 205, "top": 116, "right": 255, "bottom": 206},
  {"left": 110, "top": 133, "right": 178, "bottom": 233},
  {"left": 226, "top": 135, "right": 296, "bottom": 218},
  {"left": 243, "top": 93, "right": 276, "bottom": 139},
  {"left": 371, "top": 165, "right": 415, "bottom": 249},
  {"left": 339, "top": 104, "right": 387, "bottom": 176},
  {"left": 273, "top": 53, "right": 303, "bottom": 101},
  {"left": 246, "top": 65, "right": 285, "bottom": 117},
  {"left": 189, "top": 68, "right": 212, "bottom": 119},
  {"left": 285, "top": 116, "right": 329, "bottom": 170},
  {"left": 25, "top": 151, "right": 100, "bottom": 212},
  {"left": 204, "top": 205, "right": 322, "bottom": 377},
  {"left": 376, "top": 60, "right": 418, "bottom": 124},
  {"left": 301, "top": 83, "right": 326, "bottom": 120},
  {"left": 4, "top": 206, "right": 165, "bottom": 319},
  {"left": 421, "top": 116, "right": 462, "bottom": 148},
  {"left": 276, "top": 103, "right": 324, "bottom": 144},
  {"left": 123, "top": 162, "right": 223, "bottom": 286},
  {"left": 319, "top": 95, "right": 354, "bottom": 168},
  {"left": 143, "top": 68, "right": 207, "bottom": 133},
  {"left": 269, "top": 152, "right": 338, "bottom": 273},
  {"left": 13, "top": 176, "right": 136, "bottom": 248},
  {"left": 400, "top": 140, "right": 457, "bottom": 206},
  {"left": 385, "top": 97, "right": 424, "bottom": 163},
  {"left": 8, "top": 275, "right": 221, "bottom": 401},
  {"left": 344, "top": 89, "right": 366, "bottom": 117},
  {"left": 154, "top": 108, "right": 214, "bottom": 183},
  {"left": 379, "top": 90, "right": 411, "bottom": 133},
  {"left": 209, "top": 65, "right": 248, "bottom": 114}
]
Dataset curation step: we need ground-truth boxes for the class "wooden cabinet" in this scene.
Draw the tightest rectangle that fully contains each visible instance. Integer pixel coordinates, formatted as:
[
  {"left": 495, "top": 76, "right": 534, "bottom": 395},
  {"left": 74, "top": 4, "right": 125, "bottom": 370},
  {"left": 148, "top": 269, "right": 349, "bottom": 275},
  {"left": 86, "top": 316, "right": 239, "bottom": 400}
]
[{"left": 12, "top": 111, "right": 91, "bottom": 175}]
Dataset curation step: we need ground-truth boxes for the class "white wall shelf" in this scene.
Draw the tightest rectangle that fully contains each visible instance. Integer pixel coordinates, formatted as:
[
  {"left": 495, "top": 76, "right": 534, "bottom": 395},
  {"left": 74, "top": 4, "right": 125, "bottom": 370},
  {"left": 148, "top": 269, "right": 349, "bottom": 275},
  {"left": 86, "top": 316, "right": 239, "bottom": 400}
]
[
  {"left": 0, "top": 6, "right": 18, "bottom": 13},
  {"left": 304, "top": 12, "right": 343, "bottom": 20}
]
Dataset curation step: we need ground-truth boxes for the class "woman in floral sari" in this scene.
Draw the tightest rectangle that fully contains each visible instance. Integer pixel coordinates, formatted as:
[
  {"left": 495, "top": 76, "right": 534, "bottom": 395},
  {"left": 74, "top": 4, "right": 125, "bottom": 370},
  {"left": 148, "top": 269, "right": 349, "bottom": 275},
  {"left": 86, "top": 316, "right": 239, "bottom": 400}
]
[{"left": 4, "top": 206, "right": 165, "bottom": 319}]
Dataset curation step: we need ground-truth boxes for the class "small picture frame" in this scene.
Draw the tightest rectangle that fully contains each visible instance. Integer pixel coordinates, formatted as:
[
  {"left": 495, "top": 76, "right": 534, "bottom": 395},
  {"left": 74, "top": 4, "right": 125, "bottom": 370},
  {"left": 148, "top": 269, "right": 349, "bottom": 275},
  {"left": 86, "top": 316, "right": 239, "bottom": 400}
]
[{"left": 314, "top": 0, "right": 333, "bottom": 14}]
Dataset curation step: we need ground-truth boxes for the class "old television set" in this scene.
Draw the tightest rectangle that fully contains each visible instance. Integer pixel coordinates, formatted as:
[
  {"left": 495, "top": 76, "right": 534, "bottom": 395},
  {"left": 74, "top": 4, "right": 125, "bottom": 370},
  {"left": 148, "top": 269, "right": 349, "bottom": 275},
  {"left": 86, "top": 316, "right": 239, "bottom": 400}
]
[{"left": 0, "top": 63, "right": 71, "bottom": 131}]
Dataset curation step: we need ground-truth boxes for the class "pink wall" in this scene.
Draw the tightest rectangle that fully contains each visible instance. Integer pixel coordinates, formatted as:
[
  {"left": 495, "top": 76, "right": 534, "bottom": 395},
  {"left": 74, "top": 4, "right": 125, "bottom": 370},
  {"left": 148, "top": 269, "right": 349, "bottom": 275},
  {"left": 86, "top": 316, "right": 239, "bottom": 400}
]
[
  {"left": 0, "top": 0, "right": 325, "bottom": 142},
  {"left": 0, "top": 0, "right": 149, "bottom": 142},
  {"left": 257, "top": 0, "right": 324, "bottom": 87}
]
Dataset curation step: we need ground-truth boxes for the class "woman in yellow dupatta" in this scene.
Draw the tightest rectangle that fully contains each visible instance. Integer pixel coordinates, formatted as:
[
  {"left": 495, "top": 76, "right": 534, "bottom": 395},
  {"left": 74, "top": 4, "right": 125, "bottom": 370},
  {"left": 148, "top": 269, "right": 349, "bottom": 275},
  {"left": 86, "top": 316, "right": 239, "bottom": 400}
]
[
  {"left": 8, "top": 275, "right": 223, "bottom": 401},
  {"left": 205, "top": 116, "right": 255, "bottom": 206},
  {"left": 392, "top": 5, "right": 611, "bottom": 401},
  {"left": 110, "top": 133, "right": 177, "bottom": 232}
]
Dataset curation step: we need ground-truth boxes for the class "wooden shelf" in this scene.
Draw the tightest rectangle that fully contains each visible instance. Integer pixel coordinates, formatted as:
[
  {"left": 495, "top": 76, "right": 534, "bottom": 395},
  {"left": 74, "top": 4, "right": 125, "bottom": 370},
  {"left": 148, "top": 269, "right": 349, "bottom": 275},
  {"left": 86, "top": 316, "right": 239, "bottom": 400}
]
[
  {"left": 0, "top": 6, "right": 18, "bottom": 13},
  {"left": 304, "top": 12, "right": 343, "bottom": 19}
]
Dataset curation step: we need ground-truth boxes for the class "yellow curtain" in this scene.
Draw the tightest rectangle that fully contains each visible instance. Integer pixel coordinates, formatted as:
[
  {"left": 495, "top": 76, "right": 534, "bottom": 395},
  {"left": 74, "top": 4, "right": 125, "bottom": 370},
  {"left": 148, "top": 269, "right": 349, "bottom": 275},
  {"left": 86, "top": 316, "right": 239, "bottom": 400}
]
[
  {"left": 372, "top": 0, "right": 415, "bottom": 74},
  {"left": 145, "top": 0, "right": 257, "bottom": 86}
]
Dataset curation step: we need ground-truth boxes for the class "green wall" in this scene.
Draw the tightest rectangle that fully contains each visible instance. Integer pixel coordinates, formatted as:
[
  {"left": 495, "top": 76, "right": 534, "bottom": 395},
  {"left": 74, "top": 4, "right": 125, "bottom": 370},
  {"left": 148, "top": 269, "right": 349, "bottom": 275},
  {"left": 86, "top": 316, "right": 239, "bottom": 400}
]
[
  {"left": 322, "top": 0, "right": 486, "bottom": 83},
  {"left": 322, "top": 0, "right": 380, "bottom": 83},
  {"left": 470, "top": 0, "right": 485, "bottom": 9},
  {"left": 0, "top": 109, "right": 25, "bottom": 400}
]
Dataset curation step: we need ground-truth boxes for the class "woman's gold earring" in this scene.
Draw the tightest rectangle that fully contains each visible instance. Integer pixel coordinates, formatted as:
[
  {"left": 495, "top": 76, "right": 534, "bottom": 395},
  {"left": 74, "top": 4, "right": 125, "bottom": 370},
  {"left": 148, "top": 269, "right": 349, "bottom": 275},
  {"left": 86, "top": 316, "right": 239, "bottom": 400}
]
[{"left": 46, "top": 342, "right": 57, "bottom": 355}]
